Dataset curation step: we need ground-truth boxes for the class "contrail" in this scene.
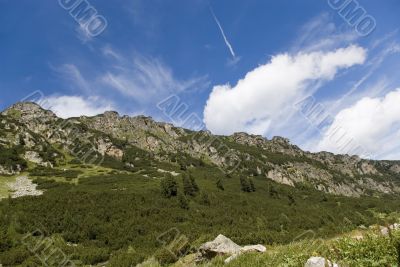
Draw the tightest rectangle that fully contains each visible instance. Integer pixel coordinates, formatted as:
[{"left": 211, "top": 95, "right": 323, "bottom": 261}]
[{"left": 210, "top": 7, "right": 236, "bottom": 58}]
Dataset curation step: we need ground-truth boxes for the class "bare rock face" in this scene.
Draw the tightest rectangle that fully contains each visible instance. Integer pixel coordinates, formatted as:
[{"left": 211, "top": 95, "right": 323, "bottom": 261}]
[
  {"left": 2, "top": 101, "right": 400, "bottom": 198},
  {"left": 271, "top": 136, "right": 291, "bottom": 147},
  {"left": 20, "top": 132, "right": 36, "bottom": 148},
  {"left": 163, "top": 123, "right": 178, "bottom": 137},
  {"left": 358, "top": 161, "right": 379, "bottom": 175},
  {"left": 390, "top": 164, "right": 400, "bottom": 174},
  {"left": 103, "top": 111, "right": 120, "bottom": 119},
  {"left": 7, "top": 176, "right": 43, "bottom": 198},
  {"left": 145, "top": 136, "right": 161, "bottom": 151},
  {"left": 96, "top": 138, "right": 124, "bottom": 159},
  {"left": 231, "top": 133, "right": 302, "bottom": 156},
  {"left": 108, "top": 146, "right": 124, "bottom": 159},
  {"left": 267, "top": 169, "right": 294, "bottom": 186},
  {"left": 0, "top": 164, "right": 21, "bottom": 175},
  {"left": 2, "top": 102, "right": 56, "bottom": 123},
  {"left": 232, "top": 132, "right": 266, "bottom": 147},
  {"left": 23, "top": 151, "right": 52, "bottom": 168}
]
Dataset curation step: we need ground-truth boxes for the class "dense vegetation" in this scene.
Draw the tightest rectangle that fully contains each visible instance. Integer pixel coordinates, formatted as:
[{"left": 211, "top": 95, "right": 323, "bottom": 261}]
[
  {"left": 30, "top": 167, "right": 83, "bottom": 180},
  {"left": 1, "top": 157, "right": 400, "bottom": 266},
  {"left": 0, "top": 145, "right": 27, "bottom": 172},
  {"left": 1, "top": 106, "right": 400, "bottom": 266}
]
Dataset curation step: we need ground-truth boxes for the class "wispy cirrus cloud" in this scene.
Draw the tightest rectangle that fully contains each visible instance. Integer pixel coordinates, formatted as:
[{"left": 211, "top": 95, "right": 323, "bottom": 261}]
[
  {"left": 327, "top": 41, "right": 400, "bottom": 114},
  {"left": 49, "top": 47, "right": 209, "bottom": 117},
  {"left": 52, "top": 64, "right": 92, "bottom": 93},
  {"left": 101, "top": 49, "right": 210, "bottom": 103},
  {"left": 75, "top": 24, "right": 93, "bottom": 43},
  {"left": 291, "top": 13, "right": 359, "bottom": 53}
]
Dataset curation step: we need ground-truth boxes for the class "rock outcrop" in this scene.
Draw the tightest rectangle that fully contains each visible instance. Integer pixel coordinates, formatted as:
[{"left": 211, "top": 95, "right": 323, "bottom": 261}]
[
  {"left": 380, "top": 224, "right": 400, "bottom": 236},
  {"left": 2, "top": 101, "right": 400, "bottom": 198},
  {"left": 305, "top": 257, "right": 339, "bottom": 267},
  {"left": 0, "top": 164, "right": 21, "bottom": 175},
  {"left": 198, "top": 234, "right": 242, "bottom": 259},
  {"left": 197, "top": 234, "right": 266, "bottom": 263},
  {"left": 23, "top": 151, "right": 52, "bottom": 168},
  {"left": 7, "top": 176, "right": 43, "bottom": 198}
]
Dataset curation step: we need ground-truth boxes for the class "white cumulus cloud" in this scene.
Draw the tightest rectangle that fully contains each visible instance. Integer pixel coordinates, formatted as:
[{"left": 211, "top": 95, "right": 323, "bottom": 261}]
[
  {"left": 317, "top": 89, "right": 400, "bottom": 159},
  {"left": 42, "top": 95, "right": 114, "bottom": 119},
  {"left": 203, "top": 45, "right": 367, "bottom": 135}
]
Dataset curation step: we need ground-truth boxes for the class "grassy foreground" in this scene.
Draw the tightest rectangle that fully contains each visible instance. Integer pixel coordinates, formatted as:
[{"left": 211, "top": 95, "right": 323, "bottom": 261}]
[
  {"left": 203, "top": 231, "right": 400, "bottom": 266},
  {"left": 114, "top": 227, "right": 400, "bottom": 266}
]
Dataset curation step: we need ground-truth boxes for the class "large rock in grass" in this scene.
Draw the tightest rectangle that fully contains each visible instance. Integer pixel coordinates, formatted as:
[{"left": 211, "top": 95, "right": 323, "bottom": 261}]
[
  {"left": 241, "top": 244, "right": 267, "bottom": 253},
  {"left": 197, "top": 234, "right": 266, "bottom": 263},
  {"left": 224, "top": 244, "right": 267, "bottom": 264},
  {"left": 305, "top": 257, "right": 339, "bottom": 267},
  {"left": 380, "top": 223, "right": 400, "bottom": 236},
  {"left": 199, "top": 234, "right": 242, "bottom": 259}
]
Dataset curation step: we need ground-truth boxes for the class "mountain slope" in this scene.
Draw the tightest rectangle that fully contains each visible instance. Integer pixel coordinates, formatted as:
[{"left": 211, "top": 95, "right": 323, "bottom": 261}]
[
  {"left": 0, "top": 102, "right": 400, "bottom": 266},
  {"left": 1, "top": 102, "right": 400, "bottom": 197}
]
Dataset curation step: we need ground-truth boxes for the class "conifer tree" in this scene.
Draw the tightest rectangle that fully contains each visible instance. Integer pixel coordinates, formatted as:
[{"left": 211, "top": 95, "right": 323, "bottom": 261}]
[
  {"left": 183, "top": 175, "right": 195, "bottom": 196},
  {"left": 249, "top": 178, "right": 256, "bottom": 192},
  {"left": 216, "top": 179, "right": 224, "bottom": 191},
  {"left": 240, "top": 177, "right": 255, "bottom": 192},
  {"left": 200, "top": 192, "right": 210, "bottom": 206},
  {"left": 160, "top": 174, "right": 178, "bottom": 198},
  {"left": 189, "top": 175, "right": 199, "bottom": 193},
  {"left": 240, "top": 176, "right": 251, "bottom": 192},
  {"left": 178, "top": 193, "right": 189, "bottom": 210}
]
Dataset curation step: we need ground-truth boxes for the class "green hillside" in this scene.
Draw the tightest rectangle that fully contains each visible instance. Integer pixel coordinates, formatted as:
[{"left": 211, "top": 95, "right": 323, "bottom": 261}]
[
  {"left": 0, "top": 158, "right": 399, "bottom": 266},
  {"left": 0, "top": 102, "right": 400, "bottom": 266}
]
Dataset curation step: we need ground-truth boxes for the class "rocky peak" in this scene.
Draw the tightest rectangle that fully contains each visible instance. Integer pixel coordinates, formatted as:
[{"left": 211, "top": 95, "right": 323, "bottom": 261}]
[
  {"left": 102, "top": 111, "right": 120, "bottom": 119},
  {"left": 2, "top": 102, "right": 56, "bottom": 121},
  {"left": 133, "top": 115, "right": 156, "bottom": 125},
  {"left": 271, "top": 136, "right": 290, "bottom": 146},
  {"left": 3, "top": 102, "right": 40, "bottom": 113},
  {"left": 231, "top": 132, "right": 266, "bottom": 145}
]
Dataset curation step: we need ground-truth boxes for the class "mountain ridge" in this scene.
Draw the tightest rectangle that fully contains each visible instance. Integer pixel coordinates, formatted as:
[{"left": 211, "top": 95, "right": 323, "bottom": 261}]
[
  {"left": 1, "top": 101, "right": 400, "bottom": 197},
  {"left": 1, "top": 102, "right": 400, "bottom": 266}
]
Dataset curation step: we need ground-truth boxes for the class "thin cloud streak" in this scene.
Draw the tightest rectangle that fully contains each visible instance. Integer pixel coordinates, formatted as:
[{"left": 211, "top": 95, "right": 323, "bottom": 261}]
[{"left": 210, "top": 7, "right": 237, "bottom": 59}]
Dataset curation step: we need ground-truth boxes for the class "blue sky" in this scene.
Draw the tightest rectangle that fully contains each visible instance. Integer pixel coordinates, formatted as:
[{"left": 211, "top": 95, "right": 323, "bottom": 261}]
[{"left": 1, "top": 0, "right": 400, "bottom": 159}]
